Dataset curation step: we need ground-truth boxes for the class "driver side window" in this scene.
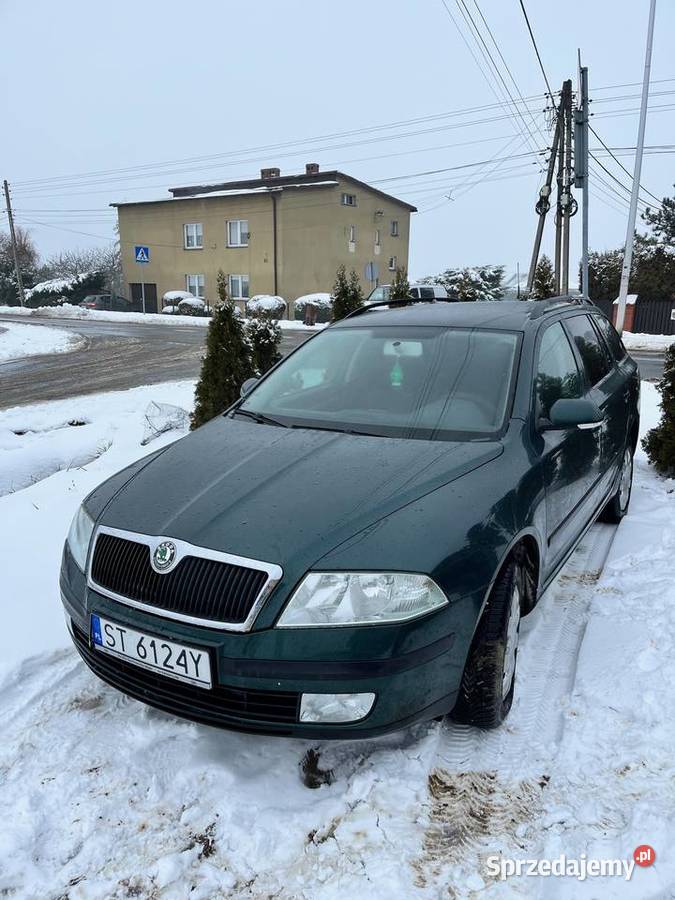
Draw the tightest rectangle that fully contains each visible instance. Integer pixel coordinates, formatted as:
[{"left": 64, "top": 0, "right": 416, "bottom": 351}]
[{"left": 536, "top": 322, "right": 583, "bottom": 419}]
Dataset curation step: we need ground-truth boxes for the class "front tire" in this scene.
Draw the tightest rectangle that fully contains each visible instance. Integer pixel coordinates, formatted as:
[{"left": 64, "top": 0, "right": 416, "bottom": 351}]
[
  {"left": 600, "top": 446, "right": 633, "bottom": 524},
  {"left": 451, "top": 559, "right": 523, "bottom": 729}
]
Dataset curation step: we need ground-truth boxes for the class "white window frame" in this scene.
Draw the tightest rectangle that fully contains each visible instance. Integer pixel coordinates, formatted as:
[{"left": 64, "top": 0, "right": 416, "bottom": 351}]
[
  {"left": 227, "top": 219, "right": 249, "bottom": 248},
  {"left": 229, "top": 274, "right": 249, "bottom": 300},
  {"left": 375, "top": 228, "right": 381, "bottom": 246},
  {"left": 185, "top": 273, "right": 205, "bottom": 298},
  {"left": 341, "top": 192, "right": 357, "bottom": 206},
  {"left": 390, "top": 220, "right": 399, "bottom": 237},
  {"left": 183, "top": 223, "right": 203, "bottom": 249},
  {"left": 349, "top": 224, "right": 357, "bottom": 243},
  {"left": 388, "top": 256, "right": 397, "bottom": 271}
]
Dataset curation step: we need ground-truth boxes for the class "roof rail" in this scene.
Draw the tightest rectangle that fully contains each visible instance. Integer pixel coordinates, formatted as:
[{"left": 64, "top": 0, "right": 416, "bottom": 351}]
[
  {"left": 343, "top": 297, "right": 436, "bottom": 320},
  {"left": 528, "top": 295, "right": 592, "bottom": 319}
]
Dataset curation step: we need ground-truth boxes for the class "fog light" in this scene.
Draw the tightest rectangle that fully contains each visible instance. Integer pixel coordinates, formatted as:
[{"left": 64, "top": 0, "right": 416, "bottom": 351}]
[{"left": 300, "top": 692, "right": 376, "bottom": 724}]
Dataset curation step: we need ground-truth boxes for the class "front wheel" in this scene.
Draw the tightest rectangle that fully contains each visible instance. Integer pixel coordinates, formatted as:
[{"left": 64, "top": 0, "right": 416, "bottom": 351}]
[
  {"left": 600, "top": 446, "right": 633, "bottom": 524},
  {"left": 451, "top": 559, "right": 523, "bottom": 729}
]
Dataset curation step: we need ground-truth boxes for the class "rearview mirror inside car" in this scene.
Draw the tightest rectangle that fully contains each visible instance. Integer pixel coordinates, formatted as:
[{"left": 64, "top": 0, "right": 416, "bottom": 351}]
[
  {"left": 546, "top": 398, "right": 604, "bottom": 431},
  {"left": 240, "top": 378, "right": 259, "bottom": 398}
]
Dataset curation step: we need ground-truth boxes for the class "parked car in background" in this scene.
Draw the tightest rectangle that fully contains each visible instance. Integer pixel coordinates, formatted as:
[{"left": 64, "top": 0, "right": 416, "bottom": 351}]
[
  {"left": 61, "top": 297, "right": 638, "bottom": 738},
  {"left": 79, "top": 294, "right": 136, "bottom": 312},
  {"left": 366, "top": 283, "right": 450, "bottom": 304}
]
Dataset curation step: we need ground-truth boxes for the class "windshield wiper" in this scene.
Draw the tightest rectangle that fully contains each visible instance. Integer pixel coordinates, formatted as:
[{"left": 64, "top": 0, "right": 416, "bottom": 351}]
[{"left": 232, "top": 408, "right": 288, "bottom": 428}]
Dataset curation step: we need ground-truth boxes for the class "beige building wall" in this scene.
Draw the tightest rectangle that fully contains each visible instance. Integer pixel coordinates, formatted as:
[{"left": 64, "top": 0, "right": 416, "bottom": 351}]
[{"left": 116, "top": 177, "right": 412, "bottom": 316}]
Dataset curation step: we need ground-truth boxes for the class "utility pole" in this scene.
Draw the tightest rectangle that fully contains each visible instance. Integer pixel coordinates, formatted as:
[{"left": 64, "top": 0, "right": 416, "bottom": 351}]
[
  {"left": 516, "top": 261, "right": 521, "bottom": 299},
  {"left": 3, "top": 180, "right": 25, "bottom": 307},
  {"left": 553, "top": 94, "right": 566, "bottom": 294},
  {"left": 616, "top": 0, "right": 657, "bottom": 334},
  {"left": 561, "top": 80, "right": 574, "bottom": 294},
  {"left": 575, "top": 56, "right": 590, "bottom": 298},
  {"left": 526, "top": 97, "right": 564, "bottom": 294}
]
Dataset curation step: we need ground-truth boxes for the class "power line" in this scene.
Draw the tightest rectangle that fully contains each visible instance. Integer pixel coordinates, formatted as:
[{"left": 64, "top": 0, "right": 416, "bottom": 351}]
[
  {"left": 589, "top": 153, "right": 652, "bottom": 209},
  {"left": 517, "top": 0, "right": 555, "bottom": 102},
  {"left": 588, "top": 123, "right": 662, "bottom": 204}
]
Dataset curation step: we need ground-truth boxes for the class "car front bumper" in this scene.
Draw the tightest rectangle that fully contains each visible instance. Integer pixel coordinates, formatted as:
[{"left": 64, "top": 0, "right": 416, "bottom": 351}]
[{"left": 61, "top": 546, "right": 477, "bottom": 739}]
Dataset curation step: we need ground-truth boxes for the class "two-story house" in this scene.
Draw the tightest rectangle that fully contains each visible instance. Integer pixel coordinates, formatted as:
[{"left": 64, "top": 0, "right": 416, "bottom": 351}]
[{"left": 112, "top": 164, "right": 416, "bottom": 315}]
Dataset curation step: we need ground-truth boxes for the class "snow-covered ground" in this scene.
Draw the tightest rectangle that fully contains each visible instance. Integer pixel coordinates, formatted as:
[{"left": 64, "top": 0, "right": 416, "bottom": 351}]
[
  {"left": 0, "top": 320, "right": 83, "bottom": 362},
  {"left": 621, "top": 332, "right": 675, "bottom": 352},
  {"left": 0, "top": 382, "right": 672, "bottom": 899},
  {"left": 0, "top": 304, "right": 327, "bottom": 331}
]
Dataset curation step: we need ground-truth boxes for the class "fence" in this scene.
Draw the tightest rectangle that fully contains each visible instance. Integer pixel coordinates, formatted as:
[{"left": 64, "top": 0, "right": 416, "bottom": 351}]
[{"left": 589, "top": 298, "right": 675, "bottom": 335}]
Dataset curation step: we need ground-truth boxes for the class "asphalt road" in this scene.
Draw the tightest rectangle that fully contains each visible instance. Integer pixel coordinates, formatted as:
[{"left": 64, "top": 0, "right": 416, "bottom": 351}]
[{"left": 0, "top": 315, "right": 313, "bottom": 410}]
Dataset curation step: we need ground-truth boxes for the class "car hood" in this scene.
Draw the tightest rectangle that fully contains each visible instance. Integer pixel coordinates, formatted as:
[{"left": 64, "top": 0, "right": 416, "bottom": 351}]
[{"left": 99, "top": 416, "right": 503, "bottom": 574}]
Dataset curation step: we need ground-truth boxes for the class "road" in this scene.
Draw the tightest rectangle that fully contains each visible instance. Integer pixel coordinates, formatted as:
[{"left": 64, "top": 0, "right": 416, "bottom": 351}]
[
  {"left": 0, "top": 315, "right": 313, "bottom": 410},
  {"left": 631, "top": 351, "right": 665, "bottom": 382}
]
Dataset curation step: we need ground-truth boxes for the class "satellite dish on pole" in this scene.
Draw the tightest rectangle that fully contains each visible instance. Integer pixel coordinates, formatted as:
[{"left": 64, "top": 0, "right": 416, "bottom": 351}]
[{"left": 364, "top": 261, "right": 379, "bottom": 283}]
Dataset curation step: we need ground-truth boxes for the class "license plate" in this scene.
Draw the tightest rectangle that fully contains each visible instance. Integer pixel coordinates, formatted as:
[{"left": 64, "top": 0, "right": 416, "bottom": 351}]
[{"left": 91, "top": 614, "right": 212, "bottom": 689}]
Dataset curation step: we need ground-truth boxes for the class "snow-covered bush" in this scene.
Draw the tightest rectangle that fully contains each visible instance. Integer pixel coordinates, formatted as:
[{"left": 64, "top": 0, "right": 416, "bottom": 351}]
[
  {"left": 162, "top": 305, "right": 179, "bottom": 315},
  {"left": 247, "top": 316, "right": 282, "bottom": 375},
  {"left": 245, "top": 295, "right": 286, "bottom": 317},
  {"left": 162, "top": 290, "right": 195, "bottom": 306},
  {"left": 642, "top": 345, "right": 675, "bottom": 476},
  {"left": 293, "top": 292, "right": 332, "bottom": 322},
  {"left": 178, "top": 297, "right": 208, "bottom": 317},
  {"left": 423, "top": 265, "right": 504, "bottom": 301},
  {"left": 25, "top": 271, "right": 105, "bottom": 308}
]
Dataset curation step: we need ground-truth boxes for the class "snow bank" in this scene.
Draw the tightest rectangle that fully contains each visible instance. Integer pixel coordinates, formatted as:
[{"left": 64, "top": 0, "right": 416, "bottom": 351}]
[
  {"left": 0, "top": 305, "right": 319, "bottom": 330},
  {"left": 0, "top": 380, "right": 195, "bottom": 675},
  {"left": 622, "top": 331, "right": 675, "bottom": 351},
  {"left": 0, "top": 321, "right": 83, "bottom": 362}
]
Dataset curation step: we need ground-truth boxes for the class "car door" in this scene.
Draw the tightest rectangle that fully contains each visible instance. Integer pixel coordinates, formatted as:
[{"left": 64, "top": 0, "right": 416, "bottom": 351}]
[
  {"left": 591, "top": 312, "right": 637, "bottom": 474},
  {"left": 563, "top": 314, "right": 620, "bottom": 502},
  {"left": 533, "top": 320, "right": 602, "bottom": 567}
]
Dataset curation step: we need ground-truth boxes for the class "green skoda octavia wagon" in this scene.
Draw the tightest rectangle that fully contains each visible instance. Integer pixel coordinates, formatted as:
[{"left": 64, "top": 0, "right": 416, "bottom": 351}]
[{"left": 60, "top": 298, "right": 639, "bottom": 737}]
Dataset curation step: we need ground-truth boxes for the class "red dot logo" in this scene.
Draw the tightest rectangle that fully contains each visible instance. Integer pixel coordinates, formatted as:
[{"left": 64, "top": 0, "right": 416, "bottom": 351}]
[{"left": 634, "top": 845, "right": 656, "bottom": 867}]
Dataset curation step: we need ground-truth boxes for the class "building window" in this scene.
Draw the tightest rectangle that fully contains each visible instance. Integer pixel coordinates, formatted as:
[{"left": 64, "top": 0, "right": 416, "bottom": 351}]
[
  {"left": 186, "top": 274, "right": 205, "bottom": 298},
  {"left": 183, "top": 223, "right": 203, "bottom": 249},
  {"left": 390, "top": 220, "right": 399, "bottom": 237},
  {"left": 227, "top": 219, "right": 249, "bottom": 247},
  {"left": 388, "top": 256, "right": 397, "bottom": 271},
  {"left": 341, "top": 192, "right": 356, "bottom": 206},
  {"left": 375, "top": 228, "right": 381, "bottom": 246},
  {"left": 229, "top": 274, "right": 249, "bottom": 300},
  {"left": 349, "top": 224, "right": 356, "bottom": 242}
]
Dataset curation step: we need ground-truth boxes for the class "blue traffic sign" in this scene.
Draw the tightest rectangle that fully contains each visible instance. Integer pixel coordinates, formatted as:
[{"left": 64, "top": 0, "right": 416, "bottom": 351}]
[{"left": 134, "top": 245, "right": 150, "bottom": 264}]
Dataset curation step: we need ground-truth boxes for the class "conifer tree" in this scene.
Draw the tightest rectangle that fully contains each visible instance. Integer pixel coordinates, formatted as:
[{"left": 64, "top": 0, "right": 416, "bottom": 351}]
[
  {"left": 389, "top": 266, "right": 411, "bottom": 300},
  {"left": 247, "top": 313, "right": 282, "bottom": 375},
  {"left": 348, "top": 268, "right": 364, "bottom": 310},
  {"left": 190, "top": 270, "right": 254, "bottom": 429},
  {"left": 642, "top": 345, "right": 675, "bottom": 476},
  {"left": 331, "top": 264, "right": 360, "bottom": 321},
  {"left": 531, "top": 255, "right": 556, "bottom": 299}
]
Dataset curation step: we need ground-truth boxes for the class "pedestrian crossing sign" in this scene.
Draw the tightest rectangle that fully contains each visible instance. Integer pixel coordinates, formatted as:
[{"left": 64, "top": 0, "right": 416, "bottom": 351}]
[{"left": 134, "top": 245, "right": 150, "bottom": 264}]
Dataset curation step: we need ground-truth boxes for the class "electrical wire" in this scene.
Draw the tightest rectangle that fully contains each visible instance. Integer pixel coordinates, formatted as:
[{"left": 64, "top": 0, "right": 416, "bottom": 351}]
[
  {"left": 517, "top": 0, "right": 555, "bottom": 102},
  {"left": 588, "top": 123, "right": 662, "bottom": 205}
]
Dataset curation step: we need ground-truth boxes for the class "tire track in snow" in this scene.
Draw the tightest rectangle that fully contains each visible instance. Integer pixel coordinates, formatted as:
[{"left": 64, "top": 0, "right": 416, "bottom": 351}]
[{"left": 418, "top": 523, "right": 617, "bottom": 890}]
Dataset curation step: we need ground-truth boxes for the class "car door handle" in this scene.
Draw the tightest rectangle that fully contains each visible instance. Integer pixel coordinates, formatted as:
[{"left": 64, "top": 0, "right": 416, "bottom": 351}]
[{"left": 577, "top": 421, "right": 604, "bottom": 431}]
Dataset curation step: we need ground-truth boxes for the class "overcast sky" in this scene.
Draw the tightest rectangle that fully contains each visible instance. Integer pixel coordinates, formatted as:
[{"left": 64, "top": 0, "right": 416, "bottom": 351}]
[{"left": 1, "top": 0, "right": 673, "bottom": 283}]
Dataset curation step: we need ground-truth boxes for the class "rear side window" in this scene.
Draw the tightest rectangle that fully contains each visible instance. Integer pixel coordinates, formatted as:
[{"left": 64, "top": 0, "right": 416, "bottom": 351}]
[
  {"left": 536, "top": 322, "right": 583, "bottom": 419},
  {"left": 592, "top": 314, "right": 626, "bottom": 362},
  {"left": 565, "top": 315, "right": 612, "bottom": 386}
]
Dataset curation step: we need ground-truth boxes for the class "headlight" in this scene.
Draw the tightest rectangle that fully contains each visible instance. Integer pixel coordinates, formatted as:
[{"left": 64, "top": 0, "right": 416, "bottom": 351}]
[
  {"left": 66, "top": 505, "right": 95, "bottom": 572},
  {"left": 277, "top": 572, "right": 447, "bottom": 627}
]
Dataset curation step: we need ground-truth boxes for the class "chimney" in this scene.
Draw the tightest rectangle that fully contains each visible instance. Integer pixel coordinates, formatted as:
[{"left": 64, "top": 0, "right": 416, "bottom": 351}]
[
  {"left": 305, "top": 163, "right": 320, "bottom": 175},
  {"left": 260, "top": 167, "right": 280, "bottom": 180}
]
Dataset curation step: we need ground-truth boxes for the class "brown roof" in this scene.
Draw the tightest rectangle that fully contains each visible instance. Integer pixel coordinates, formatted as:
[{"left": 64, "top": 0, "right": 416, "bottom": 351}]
[{"left": 167, "top": 169, "right": 417, "bottom": 212}]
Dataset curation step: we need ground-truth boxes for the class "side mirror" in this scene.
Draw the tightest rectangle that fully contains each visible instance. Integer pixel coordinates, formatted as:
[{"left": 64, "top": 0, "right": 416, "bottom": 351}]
[
  {"left": 240, "top": 377, "right": 258, "bottom": 398},
  {"left": 546, "top": 398, "right": 604, "bottom": 431}
]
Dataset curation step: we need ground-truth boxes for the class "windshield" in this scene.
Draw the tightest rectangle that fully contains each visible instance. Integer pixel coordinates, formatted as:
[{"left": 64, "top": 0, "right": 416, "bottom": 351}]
[{"left": 239, "top": 325, "right": 520, "bottom": 441}]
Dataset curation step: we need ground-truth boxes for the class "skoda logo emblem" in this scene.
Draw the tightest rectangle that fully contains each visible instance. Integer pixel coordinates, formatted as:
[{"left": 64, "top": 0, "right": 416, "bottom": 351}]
[{"left": 153, "top": 540, "right": 177, "bottom": 572}]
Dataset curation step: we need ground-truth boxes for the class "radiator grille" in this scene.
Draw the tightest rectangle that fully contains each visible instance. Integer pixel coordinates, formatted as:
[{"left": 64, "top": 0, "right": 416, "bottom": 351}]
[
  {"left": 90, "top": 532, "right": 269, "bottom": 625},
  {"left": 72, "top": 622, "right": 300, "bottom": 730}
]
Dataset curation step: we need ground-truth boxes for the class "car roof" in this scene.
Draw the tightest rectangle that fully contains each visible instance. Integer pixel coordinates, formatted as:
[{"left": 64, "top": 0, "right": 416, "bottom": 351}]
[{"left": 336, "top": 298, "right": 598, "bottom": 331}]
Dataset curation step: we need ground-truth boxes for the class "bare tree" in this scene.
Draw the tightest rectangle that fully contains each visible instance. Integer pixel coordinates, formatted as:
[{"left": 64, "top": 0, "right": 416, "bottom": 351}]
[{"left": 38, "top": 243, "right": 122, "bottom": 294}]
